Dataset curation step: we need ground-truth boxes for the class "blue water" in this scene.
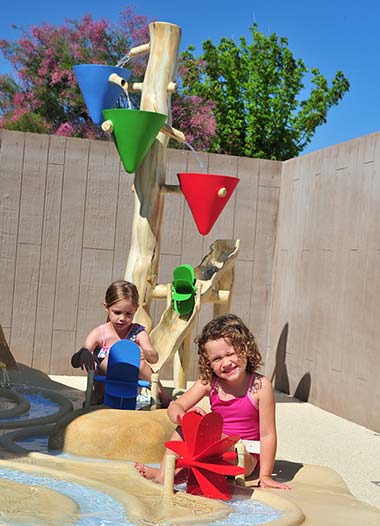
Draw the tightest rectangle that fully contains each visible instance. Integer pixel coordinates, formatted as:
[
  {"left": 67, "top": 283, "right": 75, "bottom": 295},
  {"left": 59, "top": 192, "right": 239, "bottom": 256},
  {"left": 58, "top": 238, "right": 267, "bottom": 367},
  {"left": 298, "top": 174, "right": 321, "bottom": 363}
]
[
  {"left": 1, "top": 389, "right": 149, "bottom": 423},
  {"left": 16, "top": 435, "right": 50, "bottom": 452},
  {"left": 0, "top": 390, "right": 60, "bottom": 422},
  {"left": 4, "top": 449, "right": 281, "bottom": 526},
  {"left": 0, "top": 464, "right": 281, "bottom": 526},
  {"left": 6, "top": 391, "right": 281, "bottom": 525},
  {"left": 0, "top": 467, "right": 128, "bottom": 526},
  {"left": 173, "top": 482, "right": 280, "bottom": 525}
]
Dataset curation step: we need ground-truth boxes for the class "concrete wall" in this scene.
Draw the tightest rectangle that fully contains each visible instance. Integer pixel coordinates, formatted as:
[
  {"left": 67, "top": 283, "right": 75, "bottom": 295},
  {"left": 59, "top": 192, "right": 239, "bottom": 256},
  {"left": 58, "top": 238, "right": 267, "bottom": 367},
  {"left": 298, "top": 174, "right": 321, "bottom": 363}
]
[
  {"left": 265, "top": 133, "right": 380, "bottom": 432},
  {"left": 0, "top": 130, "right": 281, "bottom": 379}
]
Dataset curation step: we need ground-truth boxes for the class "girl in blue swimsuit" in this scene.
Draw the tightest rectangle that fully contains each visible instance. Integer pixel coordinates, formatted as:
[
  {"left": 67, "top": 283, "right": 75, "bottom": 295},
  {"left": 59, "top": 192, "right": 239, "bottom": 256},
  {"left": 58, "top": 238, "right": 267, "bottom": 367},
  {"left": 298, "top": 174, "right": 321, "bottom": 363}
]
[{"left": 71, "top": 280, "right": 171, "bottom": 406}]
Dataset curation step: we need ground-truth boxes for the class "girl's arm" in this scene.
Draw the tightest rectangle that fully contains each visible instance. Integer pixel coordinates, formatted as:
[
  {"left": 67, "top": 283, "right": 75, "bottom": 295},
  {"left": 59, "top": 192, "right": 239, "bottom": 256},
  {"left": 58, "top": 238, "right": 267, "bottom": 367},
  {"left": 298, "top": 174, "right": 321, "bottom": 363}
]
[
  {"left": 167, "top": 379, "right": 210, "bottom": 424},
  {"left": 136, "top": 331, "right": 159, "bottom": 364},
  {"left": 258, "top": 377, "right": 290, "bottom": 489}
]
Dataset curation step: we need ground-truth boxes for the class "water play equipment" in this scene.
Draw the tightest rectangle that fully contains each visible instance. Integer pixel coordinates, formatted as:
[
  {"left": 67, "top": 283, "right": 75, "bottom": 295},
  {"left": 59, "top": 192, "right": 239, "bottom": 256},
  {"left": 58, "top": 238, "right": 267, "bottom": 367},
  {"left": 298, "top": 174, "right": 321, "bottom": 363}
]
[
  {"left": 171, "top": 264, "right": 197, "bottom": 316},
  {"left": 73, "top": 64, "right": 131, "bottom": 124},
  {"left": 166, "top": 411, "right": 245, "bottom": 500},
  {"left": 102, "top": 108, "right": 167, "bottom": 173},
  {"left": 177, "top": 172, "right": 240, "bottom": 235},
  {"left": 92, "top": 340, "right": 157, "bottom": 409}
]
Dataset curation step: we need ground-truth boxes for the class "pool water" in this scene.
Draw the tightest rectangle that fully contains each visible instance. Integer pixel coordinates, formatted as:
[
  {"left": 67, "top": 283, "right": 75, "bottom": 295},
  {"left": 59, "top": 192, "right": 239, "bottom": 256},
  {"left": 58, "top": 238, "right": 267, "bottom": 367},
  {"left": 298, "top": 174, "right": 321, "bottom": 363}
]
[
  {"left": 0, "top": 390, "right": 60, "bottom": 422},
  {"left": 4, "top": 390, "right": 281, "bottom": 526},
  {"left": 0, "top": 466, "right": 280, "bottom": 526},
  {"left": 0, "top": 467, "right": 127, "bottom": 526}
]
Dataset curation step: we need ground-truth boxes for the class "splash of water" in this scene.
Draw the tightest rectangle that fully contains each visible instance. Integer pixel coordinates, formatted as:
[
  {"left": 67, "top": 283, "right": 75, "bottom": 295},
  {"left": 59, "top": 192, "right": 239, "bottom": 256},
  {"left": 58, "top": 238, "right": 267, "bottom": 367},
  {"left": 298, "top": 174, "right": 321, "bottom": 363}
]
[{"left": 184, "top": 141, "right": 205, "bottom": 171}]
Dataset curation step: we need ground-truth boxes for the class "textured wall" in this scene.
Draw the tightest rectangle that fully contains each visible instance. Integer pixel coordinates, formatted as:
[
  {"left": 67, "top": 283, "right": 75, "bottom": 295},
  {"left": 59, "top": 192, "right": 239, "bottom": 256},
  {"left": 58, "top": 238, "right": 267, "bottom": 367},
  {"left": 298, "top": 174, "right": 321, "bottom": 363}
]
[
  {"left": 0, "top": 130, "right": 280, "bottom": 380},
  {"left": 3, "top": 129, "right": 378, "bottom": 430},
  {"left": 266, "top": 133, "right": 380, "bottom": 432}
]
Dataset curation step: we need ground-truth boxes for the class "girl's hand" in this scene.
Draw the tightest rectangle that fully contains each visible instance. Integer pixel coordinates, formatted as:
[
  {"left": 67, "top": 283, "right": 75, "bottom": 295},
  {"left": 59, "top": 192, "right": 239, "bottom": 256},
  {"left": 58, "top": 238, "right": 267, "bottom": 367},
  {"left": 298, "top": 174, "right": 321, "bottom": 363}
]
[
  {"left": 259, "top": 476, "right": 291, "bottom": 490},
  {"left": 187, "top": 406, "right": 207, "bottom": 417},
  {"left": 167, "top": 400, "right": 185, "bottom": 425}
]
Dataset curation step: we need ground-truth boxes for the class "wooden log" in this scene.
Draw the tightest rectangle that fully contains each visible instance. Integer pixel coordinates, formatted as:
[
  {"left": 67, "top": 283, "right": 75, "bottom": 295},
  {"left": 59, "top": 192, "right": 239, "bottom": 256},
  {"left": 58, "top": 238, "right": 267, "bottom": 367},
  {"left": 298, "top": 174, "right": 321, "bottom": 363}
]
[{"left": 124, "top": 22, "right": 181, "bottom": 331}]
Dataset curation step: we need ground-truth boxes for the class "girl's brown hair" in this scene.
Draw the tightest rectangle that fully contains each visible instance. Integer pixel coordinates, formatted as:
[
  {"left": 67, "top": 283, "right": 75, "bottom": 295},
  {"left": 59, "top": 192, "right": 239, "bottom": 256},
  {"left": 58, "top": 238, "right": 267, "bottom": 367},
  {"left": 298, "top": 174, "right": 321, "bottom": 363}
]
[
  {"left": 195, "top": 314, "right": 262, "bottom": 384},
  {"left": 104, "top": 280, "right": 139, "bottom": 309}
]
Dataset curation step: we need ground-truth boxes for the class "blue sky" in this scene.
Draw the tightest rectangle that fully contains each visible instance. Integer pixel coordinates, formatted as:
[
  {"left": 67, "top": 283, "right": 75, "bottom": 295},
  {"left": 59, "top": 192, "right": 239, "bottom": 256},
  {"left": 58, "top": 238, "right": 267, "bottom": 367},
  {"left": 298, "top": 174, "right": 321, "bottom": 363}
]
[{"left": 1, "top": 0, "right": 379, "bottom": 155}]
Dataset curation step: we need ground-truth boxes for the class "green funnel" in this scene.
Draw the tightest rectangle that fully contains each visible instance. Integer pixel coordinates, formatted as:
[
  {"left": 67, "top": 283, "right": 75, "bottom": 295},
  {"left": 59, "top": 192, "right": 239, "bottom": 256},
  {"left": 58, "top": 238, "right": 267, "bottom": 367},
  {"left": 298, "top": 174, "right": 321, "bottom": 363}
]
[{"left": 102, "top": 109, "right": 167, "bottom": 173}]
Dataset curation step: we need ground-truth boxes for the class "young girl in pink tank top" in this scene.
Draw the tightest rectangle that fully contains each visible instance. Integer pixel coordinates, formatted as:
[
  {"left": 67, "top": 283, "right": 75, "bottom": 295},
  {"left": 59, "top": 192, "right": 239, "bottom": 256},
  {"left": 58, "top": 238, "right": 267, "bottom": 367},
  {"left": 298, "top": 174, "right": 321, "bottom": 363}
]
[{"left": 135, "top": 314, "right": 290, "bottom": 490}]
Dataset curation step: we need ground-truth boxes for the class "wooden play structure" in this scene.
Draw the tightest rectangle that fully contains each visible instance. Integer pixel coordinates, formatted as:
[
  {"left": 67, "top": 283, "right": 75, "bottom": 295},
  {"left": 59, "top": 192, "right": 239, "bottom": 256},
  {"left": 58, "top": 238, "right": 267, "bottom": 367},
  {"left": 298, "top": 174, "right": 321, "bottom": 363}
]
[{"left": 75, "top": 21, "right": 241, "bottom": 395}]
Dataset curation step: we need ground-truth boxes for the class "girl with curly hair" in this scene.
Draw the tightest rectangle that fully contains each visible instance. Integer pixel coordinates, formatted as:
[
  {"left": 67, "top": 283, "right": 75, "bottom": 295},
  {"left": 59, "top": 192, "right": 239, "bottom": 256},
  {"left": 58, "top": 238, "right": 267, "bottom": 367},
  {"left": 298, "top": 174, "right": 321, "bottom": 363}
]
[{"left": 135, "top": 314, "right": 289, "bottom": 490}]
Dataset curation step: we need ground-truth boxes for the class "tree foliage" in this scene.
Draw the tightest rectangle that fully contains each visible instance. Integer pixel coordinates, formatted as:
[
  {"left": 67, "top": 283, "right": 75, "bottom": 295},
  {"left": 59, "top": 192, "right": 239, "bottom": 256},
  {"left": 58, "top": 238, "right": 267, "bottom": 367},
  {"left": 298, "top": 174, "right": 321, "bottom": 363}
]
[
  {"left": 0, "top": 8, "right": 153, "bottom": 138},
  {"left": 0, "top": 14, "right": 349, "bottom": 159},
  {"left": 0, "top": 7, "right": 216, "bottom": 147},
  {"left": 179, "top": 24, "right": 350, "bottom": 159}
]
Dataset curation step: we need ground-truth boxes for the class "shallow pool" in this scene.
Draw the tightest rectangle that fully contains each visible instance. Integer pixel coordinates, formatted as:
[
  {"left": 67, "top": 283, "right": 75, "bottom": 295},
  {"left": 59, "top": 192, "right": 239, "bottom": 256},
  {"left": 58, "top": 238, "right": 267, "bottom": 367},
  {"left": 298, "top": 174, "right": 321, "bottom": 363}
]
[
  {"left": 0, "top": 389, "right": 60, "bottom": 422},
  {"left": 4, "top": 390, "right": 281, "bottom": 525},
  {"left": 0, "top": 467, "right": 127, "bottom": 526}
]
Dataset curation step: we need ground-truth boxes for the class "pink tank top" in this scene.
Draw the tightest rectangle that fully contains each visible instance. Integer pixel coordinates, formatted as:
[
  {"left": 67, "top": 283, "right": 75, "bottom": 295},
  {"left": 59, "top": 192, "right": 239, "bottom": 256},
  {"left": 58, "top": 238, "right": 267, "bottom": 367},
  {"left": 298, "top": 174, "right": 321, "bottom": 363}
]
[{"left": 209, "top": 374, "right": 261, "bottom": 441}]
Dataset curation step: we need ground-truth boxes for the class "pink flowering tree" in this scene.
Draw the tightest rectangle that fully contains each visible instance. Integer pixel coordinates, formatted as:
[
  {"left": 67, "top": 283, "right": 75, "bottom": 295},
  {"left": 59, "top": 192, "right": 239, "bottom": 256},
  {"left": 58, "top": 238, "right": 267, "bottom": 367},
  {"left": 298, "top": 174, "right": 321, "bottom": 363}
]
[
  {"left": 0, "top": 8, "right": 217, "bottom": 149},
  {"left": 0, "top": 8, "right": 149, "bottom": 138}
]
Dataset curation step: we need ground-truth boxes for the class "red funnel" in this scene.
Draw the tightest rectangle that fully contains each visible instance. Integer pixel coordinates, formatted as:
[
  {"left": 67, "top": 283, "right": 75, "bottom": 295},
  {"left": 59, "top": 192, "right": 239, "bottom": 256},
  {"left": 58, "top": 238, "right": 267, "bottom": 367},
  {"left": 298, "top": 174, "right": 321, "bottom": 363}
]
[{"left": 178, "top": 173, "right": 239, "bottom": 235}]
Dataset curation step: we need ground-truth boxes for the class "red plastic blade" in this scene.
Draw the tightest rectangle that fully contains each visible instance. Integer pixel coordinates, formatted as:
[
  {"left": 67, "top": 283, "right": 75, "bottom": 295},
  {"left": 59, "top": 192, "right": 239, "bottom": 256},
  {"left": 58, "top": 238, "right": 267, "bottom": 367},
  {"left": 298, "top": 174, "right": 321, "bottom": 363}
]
[
  {"left": 181, "top": 411, "right": 203, "bottom": 455},
  {"left": 191, "top": 411, "right": 223, "bottom": 457},
  {"left": 165, "top": 440, "right": 188, "bottom": 457},
  {"left": 186, "top": 469, "right": 203, "bottom": 496},
  {"left": 191, "top": 467, "right": 232, "bottom": 500},
  {"left": 194, "top": 434, "right": 240, "bottom": 461},
  {"left": 191, "top": 459, "right": 245, "bottom": 476}
]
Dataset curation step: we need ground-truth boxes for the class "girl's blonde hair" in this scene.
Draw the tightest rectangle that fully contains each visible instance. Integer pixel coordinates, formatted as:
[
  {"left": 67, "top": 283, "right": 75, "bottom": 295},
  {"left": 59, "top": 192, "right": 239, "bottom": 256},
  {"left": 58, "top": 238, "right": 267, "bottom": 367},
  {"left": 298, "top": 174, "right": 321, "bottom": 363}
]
[
  {"left": 104, "top": 280, "right": 139, "bottom": 309},
  {"left": 195, "top": 314, "right": 262, "bottom": 384}
]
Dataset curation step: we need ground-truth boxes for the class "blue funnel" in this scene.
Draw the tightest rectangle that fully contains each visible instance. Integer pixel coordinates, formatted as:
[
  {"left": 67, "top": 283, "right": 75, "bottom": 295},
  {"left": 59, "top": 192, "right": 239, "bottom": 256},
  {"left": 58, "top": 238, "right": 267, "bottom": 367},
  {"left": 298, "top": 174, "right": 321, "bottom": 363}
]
[{"left": 73, "top": 64, "right": 131, "bottom": 125}]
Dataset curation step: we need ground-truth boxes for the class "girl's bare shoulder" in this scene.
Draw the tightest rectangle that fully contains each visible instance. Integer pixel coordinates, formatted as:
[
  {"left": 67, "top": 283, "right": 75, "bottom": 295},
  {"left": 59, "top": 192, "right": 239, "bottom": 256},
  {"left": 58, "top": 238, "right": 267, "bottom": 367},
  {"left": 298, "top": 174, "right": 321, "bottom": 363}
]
[
  {"left": 84, "top": 325, "right": 103, "bottom": 349},
  {"left": 186, "top": 379, "right": 212, "bottom": 399},
  {"left": 251, "top": 374, "right": 274, "bottom": 396}
]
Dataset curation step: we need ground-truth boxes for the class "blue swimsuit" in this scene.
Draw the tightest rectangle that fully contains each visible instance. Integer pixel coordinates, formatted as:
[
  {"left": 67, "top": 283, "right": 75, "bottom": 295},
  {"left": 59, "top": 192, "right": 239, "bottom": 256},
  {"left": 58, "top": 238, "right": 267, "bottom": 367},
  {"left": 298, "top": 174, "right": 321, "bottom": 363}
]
[{"left": 94, "top": 323, "right": 145, "bottom": 363}]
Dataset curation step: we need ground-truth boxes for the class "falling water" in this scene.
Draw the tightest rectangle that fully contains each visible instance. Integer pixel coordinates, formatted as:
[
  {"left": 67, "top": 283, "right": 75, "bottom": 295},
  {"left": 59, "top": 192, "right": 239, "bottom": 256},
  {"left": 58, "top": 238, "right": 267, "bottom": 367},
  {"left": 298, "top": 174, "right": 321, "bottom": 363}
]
[
  {"left": 184, "top": 141, "right": 206, "bottom": 171},
  {"left": 115, "top": 54, "right": 132, "bottom": 68},
  {"left": 0, "top": 362, "right": 11, "bottom": 388},
  {"left": 114, "top": 54, "right": 134, "bottom": 109},
  {"left": 125, "top": 91, "right": 133, "bottom": 110}
]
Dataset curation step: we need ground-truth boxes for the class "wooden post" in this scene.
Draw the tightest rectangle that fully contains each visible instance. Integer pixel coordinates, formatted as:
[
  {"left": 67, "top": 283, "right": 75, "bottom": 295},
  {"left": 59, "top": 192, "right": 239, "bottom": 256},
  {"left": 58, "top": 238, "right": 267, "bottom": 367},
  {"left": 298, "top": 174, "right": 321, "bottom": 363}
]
[
  {"left": 124, "top": 22, "right": 181, "bottom": 332},
  {"left": 163, "top": 452, "right": 176, "bottom": 500},
  {"left": 150, "top": 372, "right": 159, "bottom": 410},
  {"left": 235, "top": 440, "right": 246, "bottom": 487},
  {"left": 213, "top": 267, "right": 234, "bottom": 318},
  {"left": 172, "top": 333, "right": 191, "bottom": 397}
]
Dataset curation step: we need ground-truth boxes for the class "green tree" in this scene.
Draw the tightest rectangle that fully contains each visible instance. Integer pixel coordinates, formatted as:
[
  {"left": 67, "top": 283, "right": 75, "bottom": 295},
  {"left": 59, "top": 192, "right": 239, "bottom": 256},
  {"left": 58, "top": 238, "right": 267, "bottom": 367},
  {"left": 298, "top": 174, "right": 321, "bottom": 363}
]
[{"left": 180, "top": 23, "right": 350, "bottom": 160}]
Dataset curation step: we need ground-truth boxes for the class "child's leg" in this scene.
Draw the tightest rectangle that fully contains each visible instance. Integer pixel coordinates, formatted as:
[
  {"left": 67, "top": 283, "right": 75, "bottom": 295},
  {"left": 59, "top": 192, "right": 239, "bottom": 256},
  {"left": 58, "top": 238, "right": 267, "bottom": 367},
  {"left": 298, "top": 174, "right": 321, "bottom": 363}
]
[
  {"left": 134, "top": 427, "right": 183, "bottom": 484},
  {"left": 139, "top": 360, "right": 172, "bottom": 408},
  {"left": 91, "top": 357, "right": 108, "bottom": 405},
  {"left": 244, "top": 452, "right": 258, "bottom": 477}
]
